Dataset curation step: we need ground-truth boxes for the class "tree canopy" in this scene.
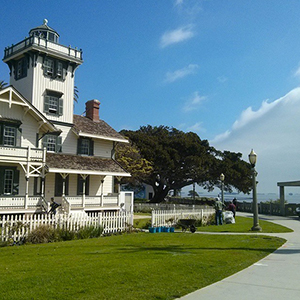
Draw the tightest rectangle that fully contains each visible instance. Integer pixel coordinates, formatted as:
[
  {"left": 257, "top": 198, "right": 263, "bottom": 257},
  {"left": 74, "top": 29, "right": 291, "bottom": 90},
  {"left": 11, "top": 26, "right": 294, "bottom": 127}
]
[{"left": 117, "top": 125, "right": 252, "bottom": 203}]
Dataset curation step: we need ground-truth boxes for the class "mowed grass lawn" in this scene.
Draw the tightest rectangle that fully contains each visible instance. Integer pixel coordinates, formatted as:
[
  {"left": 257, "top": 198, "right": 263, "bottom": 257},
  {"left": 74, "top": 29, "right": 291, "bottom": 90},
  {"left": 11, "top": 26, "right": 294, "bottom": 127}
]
[{"left": 0, "top": 231, "right": 286, "bottom": 300}]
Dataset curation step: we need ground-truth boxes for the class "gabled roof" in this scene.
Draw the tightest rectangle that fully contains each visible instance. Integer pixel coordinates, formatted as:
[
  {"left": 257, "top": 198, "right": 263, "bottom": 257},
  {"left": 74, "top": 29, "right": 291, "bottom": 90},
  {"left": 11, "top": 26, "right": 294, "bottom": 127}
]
[
  {"left": 0, "top": 86, "right": 60, "bottom": 133},
  {"left": 72, "top": 115, "right": 128, "bottom": 143},
  {"left": 46, "top": 153, "right": 130, "bottom": 177}
]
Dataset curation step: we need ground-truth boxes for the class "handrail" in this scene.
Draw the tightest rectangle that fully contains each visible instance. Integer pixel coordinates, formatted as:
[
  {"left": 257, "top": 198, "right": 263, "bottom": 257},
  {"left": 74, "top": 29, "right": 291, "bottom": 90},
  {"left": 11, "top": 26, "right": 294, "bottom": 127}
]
[{"left": 3, "top": 35, "right": 83, "bottom": 61}]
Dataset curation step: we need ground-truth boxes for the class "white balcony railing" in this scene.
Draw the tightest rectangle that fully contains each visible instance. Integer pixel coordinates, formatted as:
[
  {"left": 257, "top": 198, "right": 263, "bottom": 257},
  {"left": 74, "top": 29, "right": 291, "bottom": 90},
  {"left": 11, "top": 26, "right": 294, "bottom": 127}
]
[
  {"left": 0, "top": 196, "right": 44, "bottom": 210},
  {"left": 65, "top": 194, "right": 119, "bottom": 209},
  {"left": 4, "top": 36, "right": 83, "bottom": 61},
  {"left": 0, "top": 146, "right": 45, "bottom": 163}
]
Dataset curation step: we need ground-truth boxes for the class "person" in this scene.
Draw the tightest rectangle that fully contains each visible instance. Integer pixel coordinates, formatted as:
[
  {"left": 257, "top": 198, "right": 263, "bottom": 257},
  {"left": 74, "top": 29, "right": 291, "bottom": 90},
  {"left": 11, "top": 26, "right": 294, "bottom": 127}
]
[
  {"left": 214, "top": 197, "right": 224, "bottom": 225},
  {"left": 49, "top": 197, "right": 61, "bottom": 215},
  {"left": 228, "top": 200, "right": 236, "bottom": 218},
  {"left": 232, "top": 198, "right": 237, "bottom": 211}
]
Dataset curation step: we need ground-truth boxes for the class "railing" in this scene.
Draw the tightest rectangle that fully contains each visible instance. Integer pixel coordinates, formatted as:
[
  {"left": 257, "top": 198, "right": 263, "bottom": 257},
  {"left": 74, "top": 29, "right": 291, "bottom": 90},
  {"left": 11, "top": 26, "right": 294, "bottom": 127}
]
[
  {"left": 151, "top": 208, "right": 215, "bottom": 227},
  {"left": 0, "top": 196, "right": 43, "bottom": 210},
  {"left": 0, "top": 146, "right": 45, "bottom": 163},
  {"left": 236, "top": 201, "right": 300, "bottom": 217},
  {"left": 65, "top": 194, "right": 119, "bottom": 209},
  {"left": 0, "top": 211, "right": 133, "bottom": 242},
  {"left": 3, "top": 35, "right": 83, "bottom": 61}
]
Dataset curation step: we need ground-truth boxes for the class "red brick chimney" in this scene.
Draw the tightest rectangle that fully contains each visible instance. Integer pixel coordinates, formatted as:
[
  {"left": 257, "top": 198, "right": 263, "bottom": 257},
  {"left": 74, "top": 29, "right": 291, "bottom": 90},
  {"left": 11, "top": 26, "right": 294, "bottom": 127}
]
[{"left": 85, "top": 99, "right": 100, "bottom": 122}]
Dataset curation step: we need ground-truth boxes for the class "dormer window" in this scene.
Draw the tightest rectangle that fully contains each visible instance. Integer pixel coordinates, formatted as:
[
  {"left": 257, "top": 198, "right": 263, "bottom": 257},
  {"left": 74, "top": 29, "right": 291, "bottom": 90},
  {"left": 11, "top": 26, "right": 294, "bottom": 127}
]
[
  {"left": 77, "top": 138, "right": 94, "bottom": 156},
  {"left": 44, "top": 90, "right": 63, "bottom": 116},
  {"left": 42, "top": 134, "right": 62, "bottom": 153},
  {"left": 0, "top": 121, "right": 22, "bottom": 147}
]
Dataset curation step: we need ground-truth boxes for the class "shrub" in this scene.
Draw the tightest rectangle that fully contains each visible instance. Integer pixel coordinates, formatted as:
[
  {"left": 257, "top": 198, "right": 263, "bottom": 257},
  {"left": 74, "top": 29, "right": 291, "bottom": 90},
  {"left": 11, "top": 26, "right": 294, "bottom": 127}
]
[
  {"left": 27, "top": 225, "right": 59, "bottom": 244},
  {"left": 76, "top": 226, "right": 103, "bottom": 239}
]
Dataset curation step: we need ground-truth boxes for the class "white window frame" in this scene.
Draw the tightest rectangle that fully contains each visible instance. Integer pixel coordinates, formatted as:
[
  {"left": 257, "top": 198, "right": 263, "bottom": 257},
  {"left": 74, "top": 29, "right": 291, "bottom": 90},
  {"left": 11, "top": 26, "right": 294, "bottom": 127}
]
[
  {"left": 4, "top": 169, "right": 13, "bottom": 195},
  {"left": 3, "top": 126, "right": 16, "bottom": 146}
]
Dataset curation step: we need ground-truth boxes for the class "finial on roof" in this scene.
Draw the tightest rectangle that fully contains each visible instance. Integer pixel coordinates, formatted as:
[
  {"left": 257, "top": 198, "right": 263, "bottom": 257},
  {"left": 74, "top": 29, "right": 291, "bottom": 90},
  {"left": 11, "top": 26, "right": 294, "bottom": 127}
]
[{"left": 43, "top": 19, "right": 48, "bottom": 26}]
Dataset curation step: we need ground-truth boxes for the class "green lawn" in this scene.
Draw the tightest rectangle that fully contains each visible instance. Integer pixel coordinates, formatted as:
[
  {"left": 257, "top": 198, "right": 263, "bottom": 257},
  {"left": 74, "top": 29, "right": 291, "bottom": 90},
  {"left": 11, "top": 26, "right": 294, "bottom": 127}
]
[
  {"left": 197, "top": 216, "right": 293, "bottom": 233},
  {"left": 0, "top": 232, "right": 285, "bottom": 300}
]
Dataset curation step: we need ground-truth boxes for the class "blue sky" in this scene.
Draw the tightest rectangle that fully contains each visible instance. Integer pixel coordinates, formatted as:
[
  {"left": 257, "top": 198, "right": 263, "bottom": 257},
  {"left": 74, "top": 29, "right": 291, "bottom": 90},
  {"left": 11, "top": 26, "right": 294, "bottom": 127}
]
[{"left": 2, "top": 0, "right": 300, "bottom": 196}]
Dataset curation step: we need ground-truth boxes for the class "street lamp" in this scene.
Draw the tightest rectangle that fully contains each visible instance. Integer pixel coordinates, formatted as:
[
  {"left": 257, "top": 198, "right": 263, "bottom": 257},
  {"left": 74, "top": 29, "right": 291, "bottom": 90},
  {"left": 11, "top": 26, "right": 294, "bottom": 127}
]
[
  {"left": 220, "top": 173, "right": 225, "bottom": 204},
  {"left": 248, "top": 149, "right": 262, "bottom": 231}
]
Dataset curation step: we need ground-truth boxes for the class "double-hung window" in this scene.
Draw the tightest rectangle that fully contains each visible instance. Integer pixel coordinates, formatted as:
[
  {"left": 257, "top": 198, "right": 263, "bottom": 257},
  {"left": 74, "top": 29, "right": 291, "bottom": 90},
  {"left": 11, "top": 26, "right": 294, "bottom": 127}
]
[
  {"left": 42, "top": 135, "right": 62, "bottom": 153},
  {"left": 44, "top": 90, "right": 63, "bottom": 116},
  {"left": 0, "top": 121, "right": 22, "bottom": 147},
  {"left": 43, "top": 58, "right": 65, "bottom": 80},
  {"left": 15, "top": 57, "right": 27, "bottom": 80},
  {"left": 0, "top": 167, "right": 19, "bottom": 195},
  {"left": 77, "top": 138, "right": 94, "bottom": 156}
]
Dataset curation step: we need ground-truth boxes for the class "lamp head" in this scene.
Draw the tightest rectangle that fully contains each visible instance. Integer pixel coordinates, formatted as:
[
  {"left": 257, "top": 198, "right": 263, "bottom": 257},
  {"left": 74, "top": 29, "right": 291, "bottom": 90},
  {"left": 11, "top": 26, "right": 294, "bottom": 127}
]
[
  {"left": 248, "top": 149, "right": 257, "bottom": 167},
  {"left": 220, "top": 173, "right": 225, "bottom": 181}
]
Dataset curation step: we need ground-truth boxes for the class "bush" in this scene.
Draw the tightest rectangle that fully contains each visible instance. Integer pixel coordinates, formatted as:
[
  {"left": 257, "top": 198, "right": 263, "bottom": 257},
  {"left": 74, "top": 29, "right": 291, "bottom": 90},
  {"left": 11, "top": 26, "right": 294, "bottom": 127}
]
[
  {"left": 27, "top": 225, "right": 59, "bottom": 244},
  {"left": 26, "top": 225, "right": 103, "bottom": 244}
]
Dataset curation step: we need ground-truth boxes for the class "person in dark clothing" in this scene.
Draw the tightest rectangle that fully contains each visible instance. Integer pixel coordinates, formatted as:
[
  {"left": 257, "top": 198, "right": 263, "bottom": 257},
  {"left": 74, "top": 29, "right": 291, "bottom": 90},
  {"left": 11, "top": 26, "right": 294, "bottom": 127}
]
[
  {"left": 228, "top": 200, "right": 236, "bottom": 218},
  {"left": 49, "top": 198, "right": 61, "bottom": 215}
]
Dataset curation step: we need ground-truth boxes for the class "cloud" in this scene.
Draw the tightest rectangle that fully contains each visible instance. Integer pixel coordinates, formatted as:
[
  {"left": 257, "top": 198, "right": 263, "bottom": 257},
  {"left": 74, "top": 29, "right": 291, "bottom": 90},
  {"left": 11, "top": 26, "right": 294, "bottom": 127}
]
[
  {"left": 160, "top": 25, "right": 195, "bottom": 48},
  {"left": 183, "top": 91, "right": 206, "bottom": 112},
  {"left": 211, "top": 87, "right": 300, "bottom": 193},
  {"left": 164, "top": 64, "right": 199, "bottom": 83},
  {"left": 217, "top": 76, "right": 228, "bottom": 83},
  {"left": 187, "top": 122, "right": 206, "bottom": 133},
  {"left": 174, "top": 0, "right": 184, "bottom": 6}
]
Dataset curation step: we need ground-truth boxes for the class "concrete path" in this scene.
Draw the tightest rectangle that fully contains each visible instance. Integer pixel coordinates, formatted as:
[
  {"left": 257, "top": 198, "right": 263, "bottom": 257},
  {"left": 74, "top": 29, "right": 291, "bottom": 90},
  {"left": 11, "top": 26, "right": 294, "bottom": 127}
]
[{"left": 178, "top": 213, "right": 300, "bottom": 300}]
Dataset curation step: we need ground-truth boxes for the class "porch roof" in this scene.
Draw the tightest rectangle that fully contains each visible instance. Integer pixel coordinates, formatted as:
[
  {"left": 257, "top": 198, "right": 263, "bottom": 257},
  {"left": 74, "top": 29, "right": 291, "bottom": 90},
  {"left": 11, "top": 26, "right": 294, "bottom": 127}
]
[
  {"left": 72, "top": 115, "right": 128, "bottom": 143},
  {"left": 46, "top": 153, "right": 130, "bottom": 177}
]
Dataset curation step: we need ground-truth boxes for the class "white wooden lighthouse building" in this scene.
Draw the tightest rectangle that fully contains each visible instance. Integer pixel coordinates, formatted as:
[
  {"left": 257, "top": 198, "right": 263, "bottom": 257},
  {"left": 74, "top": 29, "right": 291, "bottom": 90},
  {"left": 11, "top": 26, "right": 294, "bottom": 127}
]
[{"left": 0, "top": 20, "right": 132, "bottom": 215}]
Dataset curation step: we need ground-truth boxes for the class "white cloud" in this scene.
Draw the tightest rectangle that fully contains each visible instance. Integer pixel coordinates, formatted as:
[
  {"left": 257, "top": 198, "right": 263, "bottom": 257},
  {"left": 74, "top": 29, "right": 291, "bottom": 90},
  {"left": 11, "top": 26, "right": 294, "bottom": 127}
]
[
  {"left": 187, "top": 122, "right": 206, "bottom": 133},
  {"left": 211, "top": 87, "right": 300, "bottom": 193},
  {"left": 160, "top": 25, "right": 195, "bottom": 48},
  {"left": 183, "top": 91, "right": 206, "bottom": 112},
  {"left": 165, "top": 64, "right": 199, "bottom": 83}
]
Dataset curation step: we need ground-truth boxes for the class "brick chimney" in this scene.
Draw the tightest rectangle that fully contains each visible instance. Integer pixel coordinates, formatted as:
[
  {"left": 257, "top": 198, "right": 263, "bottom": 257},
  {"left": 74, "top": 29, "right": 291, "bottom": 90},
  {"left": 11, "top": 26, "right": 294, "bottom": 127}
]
[{"left": 85, "top": 99, "right": 100, "bottom": 122}]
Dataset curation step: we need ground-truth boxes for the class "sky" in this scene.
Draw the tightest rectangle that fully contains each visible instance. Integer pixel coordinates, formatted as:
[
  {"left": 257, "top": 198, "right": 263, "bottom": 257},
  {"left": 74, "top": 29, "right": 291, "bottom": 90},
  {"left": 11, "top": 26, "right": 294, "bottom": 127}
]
[{"left": 1, "top": 0, "right": 300, "bottom": 197}]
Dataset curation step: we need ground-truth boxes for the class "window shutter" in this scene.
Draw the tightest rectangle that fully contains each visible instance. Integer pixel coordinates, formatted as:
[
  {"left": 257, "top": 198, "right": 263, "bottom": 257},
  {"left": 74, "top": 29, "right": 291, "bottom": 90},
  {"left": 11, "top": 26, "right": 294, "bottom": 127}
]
[
  {"left": 12, "top": 168, "right": 20, "bottom": 195},
  {"left": 77, "top": 138, "right": 82, "bottom": 155},
  {"left": 22, "top": 57, "right": 27, "bottom": 77},
  {"left": 42, "top": 136, "right": 48, "bottom": 149},
  {"left": 44, "top": 95, "right": 50, "bottom": 113},
  {"left": 0, "top": 167, "right": 4, "bottom": 195},
  {"left": 43, "top": 59, "right": 47, "bottom": 76},
  {"left": 0, "top": 124, "right": 3, "bottom": 145},
  {"left": 56, "top": 136, "right": 62, "bottom": 153},
  {"left": 16, "top": 127, "right": 22, "bottom": 147},
  {"left": 86, "top": 176, "right": 90, "bottom": 195},
  {"left": 58, "top": 98, "right": 63, "bottom": 116},
  {"left": 90, "top": 140, "right": 94, "bottom": 156}
]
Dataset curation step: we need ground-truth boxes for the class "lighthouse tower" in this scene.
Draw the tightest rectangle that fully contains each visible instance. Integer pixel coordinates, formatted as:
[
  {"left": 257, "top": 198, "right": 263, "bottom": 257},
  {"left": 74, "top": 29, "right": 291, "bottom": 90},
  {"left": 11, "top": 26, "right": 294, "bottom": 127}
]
[{"left": 2, "top": 19, "right": 83, "bottom": 124}]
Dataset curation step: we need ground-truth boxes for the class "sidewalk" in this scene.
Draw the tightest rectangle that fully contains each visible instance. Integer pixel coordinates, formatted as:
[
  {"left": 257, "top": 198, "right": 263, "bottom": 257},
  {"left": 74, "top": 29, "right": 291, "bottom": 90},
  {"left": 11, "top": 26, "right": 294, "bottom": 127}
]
[{"left": 178, "top": 213, "right": 300, "bottom": 300}]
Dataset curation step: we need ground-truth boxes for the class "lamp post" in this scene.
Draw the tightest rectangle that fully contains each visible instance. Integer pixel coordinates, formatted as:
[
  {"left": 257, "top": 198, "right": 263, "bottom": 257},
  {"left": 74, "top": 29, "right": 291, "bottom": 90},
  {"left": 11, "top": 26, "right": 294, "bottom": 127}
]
[
  {"left": 248, "top": 149, "right": 262, "bottom": 231},
  {"left": 220, "top": 173, "right": 225, "bottom": 204}
]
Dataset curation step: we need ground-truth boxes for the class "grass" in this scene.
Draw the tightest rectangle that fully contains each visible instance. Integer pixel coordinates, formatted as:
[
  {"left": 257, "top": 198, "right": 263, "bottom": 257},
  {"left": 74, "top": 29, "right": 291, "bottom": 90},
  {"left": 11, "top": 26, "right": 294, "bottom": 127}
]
[
  {"left": 0, "top": 231, "right": 285, "bottom": 300},
  {"left": 198, "top": 216, "right": 293, "bottom": 233}
]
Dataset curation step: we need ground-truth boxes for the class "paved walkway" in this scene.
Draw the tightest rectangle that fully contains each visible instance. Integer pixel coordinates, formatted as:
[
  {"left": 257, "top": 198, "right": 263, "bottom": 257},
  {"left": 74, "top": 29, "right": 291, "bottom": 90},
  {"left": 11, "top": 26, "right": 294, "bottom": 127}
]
[{"left": 178, "top": 213, "right": 300, "bottom": 300}]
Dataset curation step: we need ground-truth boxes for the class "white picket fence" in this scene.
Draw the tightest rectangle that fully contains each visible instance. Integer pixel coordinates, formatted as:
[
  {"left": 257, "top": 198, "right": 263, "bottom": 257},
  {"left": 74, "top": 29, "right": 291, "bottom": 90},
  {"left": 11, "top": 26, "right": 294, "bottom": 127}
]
[
  {"left": 0, "top": 211, "right": 133, "bottom": 242},
  {"left": 151, "top": 208, "right": 215, "bottom": 227}
]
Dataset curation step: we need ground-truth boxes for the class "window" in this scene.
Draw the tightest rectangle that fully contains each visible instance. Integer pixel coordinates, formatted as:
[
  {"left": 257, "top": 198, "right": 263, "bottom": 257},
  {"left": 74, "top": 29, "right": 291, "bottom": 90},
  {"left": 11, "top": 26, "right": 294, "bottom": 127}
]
[
  {"left": 42, "top": 135, "right": 62, "bottom": 153},
  {"left": 3, "top": 126, "right": 16, "bottom": 146},
  {"left": 55, "top": 174, "right": 69, "bottom": 196},
  {"left": 0, "top": 122, "right": 22, "bottom": 147},
  {"left": 77, "top": 138, "right": 94, "bottom": 156},
  {"left": 44, "top": 58, "right": 54, "bottom": 76},
  {"left": 15, "top": 57, "right": 27, "bottom": 80},
  {"left": 43, "top": 58, "right": 65, "bottom": 80},
  {"left": 77, "top": 175, "right": 90, "bottom": 195},
  {"left": 44, "top": 90, "right": 63, "bottom": 116},
  {"left": 0, "top": 167, "right": 19, "bottom": 195}
]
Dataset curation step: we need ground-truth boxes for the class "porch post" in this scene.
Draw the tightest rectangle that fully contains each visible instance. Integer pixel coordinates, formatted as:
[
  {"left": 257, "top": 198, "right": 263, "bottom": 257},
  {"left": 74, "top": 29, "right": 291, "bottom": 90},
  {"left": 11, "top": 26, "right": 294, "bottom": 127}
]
[
  {"left": 25, "top": 177, "right": 29, "bottom": 209},
  {"left": 101, "top": 179, "right": 104, "bottom": 206},
  {"left": 279, "top": 186, "right": 285, "bottom": 216}
]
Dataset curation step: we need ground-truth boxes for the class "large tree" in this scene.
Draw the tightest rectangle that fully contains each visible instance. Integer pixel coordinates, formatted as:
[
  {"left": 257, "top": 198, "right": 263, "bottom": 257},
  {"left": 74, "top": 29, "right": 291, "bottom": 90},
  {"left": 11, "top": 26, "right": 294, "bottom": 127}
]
[{"left": 118, "top": 125, "right": 252, "bottom": 203}]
